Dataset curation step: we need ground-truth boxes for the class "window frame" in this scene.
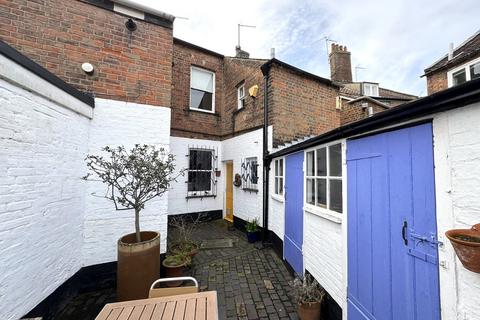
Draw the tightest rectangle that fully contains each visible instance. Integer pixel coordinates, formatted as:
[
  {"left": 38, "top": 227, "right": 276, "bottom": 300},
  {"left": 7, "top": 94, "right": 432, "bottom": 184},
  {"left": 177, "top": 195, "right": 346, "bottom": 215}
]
[
  {"left": 447, "top": 56, "right": 480, "bottom": 88},
  {"left": 273, "top": 158, "right": 285, "bottom": 199},
  {"left": 362, "top": 82, "right": 379, "bottom": 97},
  {"left": 304, "top": 141, "right": 344, "bottom": 223},
  {"left": 237, "top": 83, "right": 246, "bottom": 110},
  {"left": 187, "top": 148, "right": 215, "bottom": 197},
  {"left": 189, "top": 66, "right": 216, "bottom": 114},
  {"left": 242, "top": 157, "right": 259, "bottom": 191}
]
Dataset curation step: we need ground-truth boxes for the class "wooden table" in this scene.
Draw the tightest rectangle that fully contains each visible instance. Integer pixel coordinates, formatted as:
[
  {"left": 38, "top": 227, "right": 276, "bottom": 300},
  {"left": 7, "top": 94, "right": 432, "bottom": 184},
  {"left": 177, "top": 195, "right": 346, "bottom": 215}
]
[{"left": 95, "top": 291, "right": 218, "bottom": 320}]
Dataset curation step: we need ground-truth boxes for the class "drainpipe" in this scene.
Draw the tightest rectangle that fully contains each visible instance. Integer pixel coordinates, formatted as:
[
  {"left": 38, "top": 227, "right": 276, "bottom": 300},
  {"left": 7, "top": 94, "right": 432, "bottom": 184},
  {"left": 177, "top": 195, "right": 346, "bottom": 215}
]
[{"left": 261, "top": 64, "right": 271, "bottom": 242}]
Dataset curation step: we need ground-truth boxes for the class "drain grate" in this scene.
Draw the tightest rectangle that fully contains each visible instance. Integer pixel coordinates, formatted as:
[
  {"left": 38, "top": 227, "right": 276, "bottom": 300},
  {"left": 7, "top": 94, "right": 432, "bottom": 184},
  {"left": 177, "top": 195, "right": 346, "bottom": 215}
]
[{"left": 200, "top": 238, "right": 234, "bottom": 249}]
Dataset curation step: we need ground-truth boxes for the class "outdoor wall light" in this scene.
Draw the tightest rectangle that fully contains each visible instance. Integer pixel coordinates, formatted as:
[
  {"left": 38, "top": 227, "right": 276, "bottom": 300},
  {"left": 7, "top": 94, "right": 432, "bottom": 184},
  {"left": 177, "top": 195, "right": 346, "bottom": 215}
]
[
  {"left": 81, "top": 62, "right": 94, "bottom": 75},
  {"left": 249, "top": 85, "right": 259, "bottom": 98},
  {"left": 125, "top": 18, "right": 137, "bottom": 32}
]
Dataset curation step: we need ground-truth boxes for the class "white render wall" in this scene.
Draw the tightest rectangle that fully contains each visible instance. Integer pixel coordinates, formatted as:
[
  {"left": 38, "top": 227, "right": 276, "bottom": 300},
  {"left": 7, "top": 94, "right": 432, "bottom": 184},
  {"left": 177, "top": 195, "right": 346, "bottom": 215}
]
[
  {"left": 0, "top": 67, "right": 90, "bottom": 319},
  {"left": 268, "top": 156, "right": 285, "bottom": 240},
  {"left": 83, "top": 98, "right": 171, "bottom": 266},
  {"left": 168, "top": 136, "right": 223, "bottom": 215},
  {"left": 433, "top": 101, "right": 480, "bottom": 320}
]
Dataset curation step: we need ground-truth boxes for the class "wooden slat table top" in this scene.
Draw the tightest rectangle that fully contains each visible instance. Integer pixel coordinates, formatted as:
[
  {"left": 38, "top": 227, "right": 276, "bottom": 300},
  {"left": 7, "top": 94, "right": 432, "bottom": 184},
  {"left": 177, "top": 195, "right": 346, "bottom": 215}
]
[{"left": 95, "top": 291, "right": 218, "bottom": 320}]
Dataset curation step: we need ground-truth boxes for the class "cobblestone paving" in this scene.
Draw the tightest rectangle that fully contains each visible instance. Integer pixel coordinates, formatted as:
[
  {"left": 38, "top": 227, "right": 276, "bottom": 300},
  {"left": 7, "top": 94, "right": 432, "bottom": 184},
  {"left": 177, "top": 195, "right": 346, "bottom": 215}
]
[{"left": 54, "top": 219, "right": 297, "bottom": 320}]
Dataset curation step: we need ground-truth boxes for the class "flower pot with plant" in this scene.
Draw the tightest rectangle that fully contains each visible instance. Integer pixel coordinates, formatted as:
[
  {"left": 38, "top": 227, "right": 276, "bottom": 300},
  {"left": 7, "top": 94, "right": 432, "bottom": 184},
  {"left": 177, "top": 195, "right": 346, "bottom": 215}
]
[
  {"left": 446, "top": 223, "right": 480, "bottom": 273},
  {"left": 246, "top": 218, "right": 260, "bottom": 243},
  {"left": 84, "top": 144, "right": 179, "bottom": 301},
  {"left": 292, "top": 274, "right": 325, "bottom": 320},
  {"left": 162, "top": 253, "right": 191, "bottom": 287}
]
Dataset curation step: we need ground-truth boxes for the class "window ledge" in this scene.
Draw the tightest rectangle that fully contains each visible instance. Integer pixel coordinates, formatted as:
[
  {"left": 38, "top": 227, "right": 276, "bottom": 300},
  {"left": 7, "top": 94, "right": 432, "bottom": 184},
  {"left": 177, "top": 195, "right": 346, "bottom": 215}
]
[
  {"left": 270, "top": 194, "right": 284, "bottom": 203},
  {"left": 242, "top": 188, "right": 259, "bottom": 193},
  {"left": 186, "top": 194, "right": 216, "bottom": 199},
  {"left": 304, "top": 205, "right": 342, "bottom": 224},
  {"left": 188, "top": 108, "right": 220, "bottom": 116}
]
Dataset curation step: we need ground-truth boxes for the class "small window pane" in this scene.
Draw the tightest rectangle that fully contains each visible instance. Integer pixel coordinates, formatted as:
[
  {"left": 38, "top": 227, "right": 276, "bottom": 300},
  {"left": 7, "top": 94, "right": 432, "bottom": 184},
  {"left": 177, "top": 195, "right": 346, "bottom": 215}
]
[
  {"left": 189, "top": 150, "right": 212, "bottom": 170},
  {"left": 330, "top": 179, "right": 343, "bottom": 213},
  {"left": 274, "top": 160, "right": 278, "bottom": 176},
  {"left": 316, "top": 178, "right": 326, "bottom": 207},
  {"left": 306, "top": 178, "right": 315, "bottom": 205},
  {"left": 316, "top": 148, "right": 327, "bottom": 176},
  {"left": 279, "top": 159, "right": 283, "bottom": 177},
  {"left": 191, "top": 68, "right": 213, "bottom": 92},
  {"left": 470, "top": 62, "right": 480, "bottom": 81},
  {"left": 190, "top": 89, "right": 213, "bottom": 111},
  {"left": 275, "top": 177, "right": 279, "bottom": 194},
  {"left": 188, "top": 172, "right": 211, "bottom": 192},
  {"left": 329, "top": 144, "right": 342, "bottom": 177},
  {"left": 306, "top": 151, "right": 315, "bottom": 176},
  {"left": 279, "top": 178, "right": 283, "bottom": 195},
  {"left": 452, "top": 69, "right": 467, "bottom": 86}
]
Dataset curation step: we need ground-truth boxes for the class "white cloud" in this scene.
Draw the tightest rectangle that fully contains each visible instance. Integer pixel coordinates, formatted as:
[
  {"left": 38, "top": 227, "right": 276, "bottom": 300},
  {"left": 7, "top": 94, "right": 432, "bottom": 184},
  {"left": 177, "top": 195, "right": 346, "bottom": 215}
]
[{"left": 137, "top": 0, "right": 479, "bottom": 96}]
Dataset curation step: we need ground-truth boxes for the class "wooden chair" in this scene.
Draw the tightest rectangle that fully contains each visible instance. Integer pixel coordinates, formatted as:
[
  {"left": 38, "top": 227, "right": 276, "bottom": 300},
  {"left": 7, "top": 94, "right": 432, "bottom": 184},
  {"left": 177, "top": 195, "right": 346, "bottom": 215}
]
[{"left": 149, "top": 277, "right": 199, "bottom": 298}]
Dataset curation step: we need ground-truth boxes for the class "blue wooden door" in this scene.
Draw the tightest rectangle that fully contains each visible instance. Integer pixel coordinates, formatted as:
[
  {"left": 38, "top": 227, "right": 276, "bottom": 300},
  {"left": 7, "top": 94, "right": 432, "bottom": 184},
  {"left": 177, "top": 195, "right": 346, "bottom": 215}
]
[
  {"left": 284, "top": 152, "right": 304, "bottom": 275},
  {"left": 347, "top": 123, "right": 441, "bottom": 320}
]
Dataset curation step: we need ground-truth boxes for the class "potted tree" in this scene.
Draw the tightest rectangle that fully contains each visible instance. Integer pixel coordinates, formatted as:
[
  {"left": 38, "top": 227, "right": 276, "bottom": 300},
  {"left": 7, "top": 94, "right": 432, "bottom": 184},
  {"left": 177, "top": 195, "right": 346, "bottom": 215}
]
[
  {"left": 246, "top": 218, "right": 260, "bottom": 243},
  {"left": 84, "top": 144, "right": 177, "bottom": 301},
  {"left": 168, "top": 213, "right": 204, "bottom": 258},
  {"left": 446, "top": 223, "right": 480, "bottom": 273},
  {"left": 292, "top": 274, "right": 325, "bottom": 320}
]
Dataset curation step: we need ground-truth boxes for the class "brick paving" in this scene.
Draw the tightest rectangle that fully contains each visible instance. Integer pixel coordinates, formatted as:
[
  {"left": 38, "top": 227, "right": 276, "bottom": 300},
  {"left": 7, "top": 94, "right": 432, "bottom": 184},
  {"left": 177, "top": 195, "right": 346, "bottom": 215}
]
[{"left": 54, "top": 219, "right": 297, "bottom": 320}]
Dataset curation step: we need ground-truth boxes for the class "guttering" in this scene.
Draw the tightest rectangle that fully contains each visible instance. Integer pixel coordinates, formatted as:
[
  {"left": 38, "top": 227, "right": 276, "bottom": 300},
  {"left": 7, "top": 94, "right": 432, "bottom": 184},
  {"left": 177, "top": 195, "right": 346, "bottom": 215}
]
[
  {"left": 268, "top": 78, "right": 480, "bottom": 159},
  {"left": 261, "top": 65, "right": 271, "bottom": 242},
  {"left": 111, "top": 0, "right": 175, "bottom": 22}
]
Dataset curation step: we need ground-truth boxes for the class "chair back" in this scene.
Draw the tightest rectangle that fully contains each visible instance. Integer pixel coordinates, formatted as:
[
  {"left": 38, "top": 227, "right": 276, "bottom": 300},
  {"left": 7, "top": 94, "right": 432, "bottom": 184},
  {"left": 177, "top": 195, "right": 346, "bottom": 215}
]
[{"left": 149, "top": 277, "right": 199, "bottom": 298}]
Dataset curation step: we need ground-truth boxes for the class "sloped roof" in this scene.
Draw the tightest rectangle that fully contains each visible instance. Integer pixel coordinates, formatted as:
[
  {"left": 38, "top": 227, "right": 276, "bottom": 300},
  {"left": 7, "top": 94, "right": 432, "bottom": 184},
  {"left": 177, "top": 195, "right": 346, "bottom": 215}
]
[{"left": 424, "top": 30, "right": 480, "bottom": 76}]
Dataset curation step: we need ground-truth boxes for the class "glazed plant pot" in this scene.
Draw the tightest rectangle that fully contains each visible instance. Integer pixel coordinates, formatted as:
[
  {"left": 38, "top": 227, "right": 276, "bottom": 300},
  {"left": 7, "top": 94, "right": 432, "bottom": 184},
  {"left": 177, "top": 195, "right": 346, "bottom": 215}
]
[
  {"left": 445, "top": 223, "right": 480, "bottom": 273},
  {"left": 247, "top": 231, "right": 260, "bottom": 243},
  {"left": 117, "top": 231, "right": 160, "bottom": 301},
  {"left": 162, "top": 259, "right": 188, "bottom": 287},
  {"left": 298, "top": 301, "right": 322, "bottom": 320}
]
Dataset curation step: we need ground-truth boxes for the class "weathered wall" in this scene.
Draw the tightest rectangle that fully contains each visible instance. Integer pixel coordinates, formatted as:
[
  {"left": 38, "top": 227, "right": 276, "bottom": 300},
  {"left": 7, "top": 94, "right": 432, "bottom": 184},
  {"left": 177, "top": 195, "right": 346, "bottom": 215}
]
[
  {"left": 0, "top": 55, "right": 91, "bottom": 320},
  {"left": 0, "top": 0, "right": 173, "bottom": 106},
  {"left": 168, "top": 136, "right": 223, "bottom": 215},
  {"left": 427, "top": 71, "right": 448, "bottom": 95},
  {"left": 83, "top": 98, "right": 171, "bottom": 266},
  {"left": 433, "top": 101, "right": 480, "bottom": 320}
]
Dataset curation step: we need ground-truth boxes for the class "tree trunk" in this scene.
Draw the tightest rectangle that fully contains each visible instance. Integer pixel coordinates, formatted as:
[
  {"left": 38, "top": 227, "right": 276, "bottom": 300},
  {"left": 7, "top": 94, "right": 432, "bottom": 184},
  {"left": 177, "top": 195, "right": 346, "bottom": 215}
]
[{"left": 135, "top": 208, "right": 141, "bottom": 243}]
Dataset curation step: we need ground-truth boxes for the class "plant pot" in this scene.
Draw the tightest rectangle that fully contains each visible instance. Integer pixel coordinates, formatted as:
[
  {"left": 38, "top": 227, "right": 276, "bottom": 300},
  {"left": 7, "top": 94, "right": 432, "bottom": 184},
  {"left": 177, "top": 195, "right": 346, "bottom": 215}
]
[
  {"left": 247, "top": 231, "right": 260, "bottom": 243},
  {"left": 298, "top": 301, "right": 322, "bottom": 320},
  {"left": 117, "top": 231, "right": 160, "bottom": 301},
  {"left": 446, "top": 223, "right": 480, "bottom": 273},
  {"left": 162, "top": 260, "right": 187, "bottom": 287}
]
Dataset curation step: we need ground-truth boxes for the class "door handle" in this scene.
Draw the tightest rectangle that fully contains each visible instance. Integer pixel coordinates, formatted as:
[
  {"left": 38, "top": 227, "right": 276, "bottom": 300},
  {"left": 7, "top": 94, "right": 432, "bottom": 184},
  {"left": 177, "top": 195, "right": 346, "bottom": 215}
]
[{"left": 402, "top": 220, "right": 408, "bottom": 246}]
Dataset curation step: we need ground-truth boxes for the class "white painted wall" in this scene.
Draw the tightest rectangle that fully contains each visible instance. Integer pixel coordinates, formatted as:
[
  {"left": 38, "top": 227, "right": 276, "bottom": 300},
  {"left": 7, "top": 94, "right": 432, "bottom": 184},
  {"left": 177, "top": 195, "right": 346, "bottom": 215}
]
[
  {"left": 433, "top": 101, "right": 480, "bottom": 320},
  {"left": 0, "top": 61, "right": 90, "bottom": 320},
  {"left": 268, "top": 156, "right": 285, "bottom": 240},
  {"left": 83, "top": 98, "right": 171, "bottom": 266},
  {"left": 168, "top": 136, "right": 223, "bottom": 215}
]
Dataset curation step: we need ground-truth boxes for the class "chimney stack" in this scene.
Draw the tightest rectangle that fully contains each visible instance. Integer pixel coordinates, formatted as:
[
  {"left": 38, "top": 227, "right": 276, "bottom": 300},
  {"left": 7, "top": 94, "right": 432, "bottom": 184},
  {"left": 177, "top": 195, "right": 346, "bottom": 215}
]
[
  {"left": 235, "top": 45, "right": 250, "bottom": 59},
  {"left": 271, "top": 48, "right": 275, "bottom": 59},
  {"left": 329, "top": 43, "right": 352, "bottom": 83},
  {"left": 448, "top": 42, "right": 454, "bottom": 60}
]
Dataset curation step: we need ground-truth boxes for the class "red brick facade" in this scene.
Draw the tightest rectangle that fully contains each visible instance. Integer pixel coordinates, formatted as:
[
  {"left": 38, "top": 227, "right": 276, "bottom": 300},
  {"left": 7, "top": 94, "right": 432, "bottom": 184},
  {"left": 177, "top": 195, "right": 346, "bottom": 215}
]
[
  {"left": 341, "top": 100, "right": 387, "bottom": 125},
  {"left": 0, "top": 0, "right": 173, "bottom": 107},
  {"left": 426, "top": 71, "right": 449, "bottom": 95}
]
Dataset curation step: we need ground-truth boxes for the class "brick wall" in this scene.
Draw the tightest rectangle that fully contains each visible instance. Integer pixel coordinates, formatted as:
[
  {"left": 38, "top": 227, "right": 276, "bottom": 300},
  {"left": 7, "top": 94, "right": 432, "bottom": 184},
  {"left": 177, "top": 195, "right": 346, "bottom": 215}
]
[
  {"left": 223, "top": 57, "right": 267, "bottom": 137},
  {"left": 171, "top": 40, "right": 224, "bottom": 139},
  {"left": 426, "top": 71, "right": 448, "bottom": 95},
  {"left": 341, "top": 100, "right": 387, "bottom": 125},
  {"left": 0, "top": 0, "right": 173, "bottom": 107},
  {"left": 269, "top": 64, "right": 340, "bottom": 146}
]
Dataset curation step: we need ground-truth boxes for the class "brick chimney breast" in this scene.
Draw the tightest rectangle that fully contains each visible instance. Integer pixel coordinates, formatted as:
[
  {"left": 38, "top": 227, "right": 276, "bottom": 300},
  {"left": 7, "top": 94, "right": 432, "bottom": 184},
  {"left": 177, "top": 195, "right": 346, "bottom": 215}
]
[
  {"left": 329, "top": 43, "right": 353, "bottom": 83},
  {"left": 235, "top": 45, "right": 250, "bottom": 59}
]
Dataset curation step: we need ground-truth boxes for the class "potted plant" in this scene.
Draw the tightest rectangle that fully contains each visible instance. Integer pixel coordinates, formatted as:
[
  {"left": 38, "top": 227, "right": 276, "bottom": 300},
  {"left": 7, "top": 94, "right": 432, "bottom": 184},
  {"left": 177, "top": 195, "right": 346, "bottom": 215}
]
[
  {"left": 446, "top": 223, "right": 480, "bottom": 273},
  {"left": 246, "top": 218, "right": 260, "bottom": 243},
  {"left": 168, "top": 213, "right": 204, "bottom": 258},
  {"left": 292, "top": 274, "right": 325, "bottom": 320},
  {"left": 162, "top": 252, "right": 191, "bottom": 286},
  {"left": 84, "top": 144, "right": 178, "bottom": 301}
]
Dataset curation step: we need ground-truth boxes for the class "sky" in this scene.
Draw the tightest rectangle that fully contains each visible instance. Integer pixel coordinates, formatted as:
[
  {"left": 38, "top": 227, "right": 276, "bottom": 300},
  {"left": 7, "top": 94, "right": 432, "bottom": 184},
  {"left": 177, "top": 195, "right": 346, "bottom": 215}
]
[{"left": 138, "top": 0, "right": 478, "bottom": 97}]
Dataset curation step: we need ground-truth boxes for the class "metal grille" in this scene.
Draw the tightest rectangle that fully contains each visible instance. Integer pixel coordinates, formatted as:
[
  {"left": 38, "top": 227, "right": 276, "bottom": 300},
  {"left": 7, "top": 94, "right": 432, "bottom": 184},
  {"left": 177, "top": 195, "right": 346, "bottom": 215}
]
[
  {"left": 241, "top": 157, "right": 259, "bottom": 191},
  {"left": 186, "top": 145, "right": 218, "bottom": 198}
]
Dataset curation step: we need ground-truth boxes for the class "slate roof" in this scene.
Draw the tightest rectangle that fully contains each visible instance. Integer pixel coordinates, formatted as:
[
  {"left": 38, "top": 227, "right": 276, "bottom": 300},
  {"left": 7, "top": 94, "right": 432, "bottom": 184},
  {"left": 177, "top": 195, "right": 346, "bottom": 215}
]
[{"left": 424, "top": 30, "right": 480, "bottom": 76}]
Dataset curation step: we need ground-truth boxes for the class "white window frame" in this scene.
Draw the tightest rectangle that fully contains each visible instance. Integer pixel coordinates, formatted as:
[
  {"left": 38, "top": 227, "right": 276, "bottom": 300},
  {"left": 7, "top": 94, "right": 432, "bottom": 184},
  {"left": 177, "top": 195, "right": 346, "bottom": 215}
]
[
  {"left": 237, "top": 83, "right": 246, "bottom": 109},
  {"left": 304, "top": 141, "right": 344, "bottom": 222},
  {"left": 272, "top": 158, "right": 284, "bottom": 201},
  {"left": 362, "top": 82, "right": 379, "bottom": 97},
  {"left": 187, "top": 148, "right": 214, "bottom": 196},
  {"left": 189, "top": 66, "right": 215, "bottom": 114},
  {"left": 447, "top": 56, "right": 480, "bottom": 88}
]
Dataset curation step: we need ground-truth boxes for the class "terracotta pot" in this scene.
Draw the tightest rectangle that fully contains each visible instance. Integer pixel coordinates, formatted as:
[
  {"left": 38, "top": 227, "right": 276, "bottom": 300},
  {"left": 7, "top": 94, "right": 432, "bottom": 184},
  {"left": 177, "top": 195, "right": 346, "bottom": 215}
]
[
  {"left": 298, "top": 301, "right": 322, "bottom": 320},
  {"left": 162, "top": 259, "right": 187, "bottom": 287},
  {"left": 117, "top": 231, "right": 160, "bottom": 301},
  {"left": 446, "top": 223, "right": 480, "bottom": 273}
]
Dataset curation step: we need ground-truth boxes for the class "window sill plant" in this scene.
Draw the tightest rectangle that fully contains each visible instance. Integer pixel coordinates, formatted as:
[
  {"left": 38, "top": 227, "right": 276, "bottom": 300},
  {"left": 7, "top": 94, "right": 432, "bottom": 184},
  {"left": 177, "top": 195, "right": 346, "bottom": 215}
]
[{"left": 293, "top": 274, "right": 326, "bottom": 320}]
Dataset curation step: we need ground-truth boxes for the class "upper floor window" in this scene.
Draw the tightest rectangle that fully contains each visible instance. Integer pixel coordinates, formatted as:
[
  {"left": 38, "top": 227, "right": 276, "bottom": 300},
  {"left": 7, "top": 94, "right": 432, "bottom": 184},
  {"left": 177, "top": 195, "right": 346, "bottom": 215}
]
[
  {"left": 190, "top": 67, "right": 215, "bottom": 113},
  {"left": 448, "top": 57, "right": 480, "bottom": 87},
  {"left": 237, "top": 83, "right": 246, "bottom": 109},
  {"left": 362, "top": 82, "right": 379, "bottom": 97},
  {"left": 305, "top": 143, "right": 343, "bottom": 214},
  {"left": 188, "top": 148, "right": 214, "bottom": 196},
  {"left": 274, "top": 158, "right": 284, "bottom": 196}
]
